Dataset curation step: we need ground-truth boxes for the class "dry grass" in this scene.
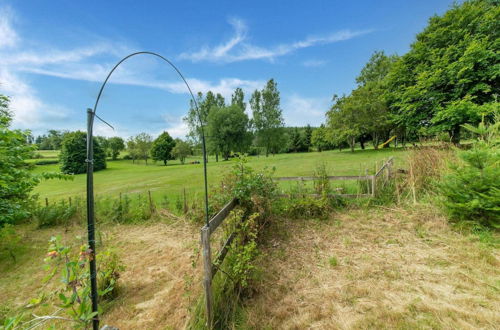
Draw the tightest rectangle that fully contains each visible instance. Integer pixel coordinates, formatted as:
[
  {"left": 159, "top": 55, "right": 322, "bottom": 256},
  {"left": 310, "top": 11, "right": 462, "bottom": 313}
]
[
  {"left": 0, "top": 219, "right": 202, "bottom": 329},
  {"left": 244, "top": 205, "right": 499, "bottom": 329}
]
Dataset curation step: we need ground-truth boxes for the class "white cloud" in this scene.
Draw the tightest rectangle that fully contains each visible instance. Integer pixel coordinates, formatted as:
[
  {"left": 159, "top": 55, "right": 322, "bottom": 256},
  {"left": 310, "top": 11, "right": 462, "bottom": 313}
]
[
  {"left": 0, "top": 7, "right": 18, "bottom": 48},
  {"left": 179, "top": 18, "right": 372, "bottom": 63},
  {"left": 302, "top": 59, "right": 327, "bottom": 67},
  {"left": 0, "top": 7, "right": 266, "bottom": 137},
  {"left": 283, "top": 94, "right": 329, "bottom": 127}
]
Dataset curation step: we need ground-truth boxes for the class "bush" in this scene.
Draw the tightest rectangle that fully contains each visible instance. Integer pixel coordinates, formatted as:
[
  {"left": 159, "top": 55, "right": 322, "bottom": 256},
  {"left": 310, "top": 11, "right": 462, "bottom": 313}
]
[
  {"left": 5, "top": 235, "right": 124, "bottom": 329},
  {"left": 34, "top": 202, "right": 77, "bottom": 228},
  {"left": 0, "top": 224, "right": 22, "bottom": 262},
  {"left": 439, "top": 144, "right": 499, "bottom": 228},
  {"left": 60, "top": 131, "right": 106, "bottom": 174}
]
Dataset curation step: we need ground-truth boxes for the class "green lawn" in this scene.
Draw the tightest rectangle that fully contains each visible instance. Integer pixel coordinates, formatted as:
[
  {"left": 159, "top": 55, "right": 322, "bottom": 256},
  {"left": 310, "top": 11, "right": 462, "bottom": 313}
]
[{"left": 32, "top": 148, "right": 408, "bottom": 203}]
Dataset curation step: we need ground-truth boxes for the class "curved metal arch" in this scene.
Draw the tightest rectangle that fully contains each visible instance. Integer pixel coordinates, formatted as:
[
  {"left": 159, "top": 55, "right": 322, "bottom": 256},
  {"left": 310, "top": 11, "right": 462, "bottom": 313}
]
[{"left": 86, "top": 52, "right": 210, "bottom": 330}]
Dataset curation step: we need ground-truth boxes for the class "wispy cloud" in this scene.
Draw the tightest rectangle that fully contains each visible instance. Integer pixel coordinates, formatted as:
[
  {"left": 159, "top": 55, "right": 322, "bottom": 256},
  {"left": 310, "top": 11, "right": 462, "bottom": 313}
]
[
  {"left": 283, "top": 94, "right": 330, "bottom": 127},
  {"left": 302, "top": 59, "right": 328, "bottom": 67},
  {"left": 179, "top": 18, "right": 372, "bottom": 63},
  {"left": 0, "top": 8, "right": 265, "bottom": 136},
  {"left": 0, "top": 7, "right": 18, "bottom": 48}
]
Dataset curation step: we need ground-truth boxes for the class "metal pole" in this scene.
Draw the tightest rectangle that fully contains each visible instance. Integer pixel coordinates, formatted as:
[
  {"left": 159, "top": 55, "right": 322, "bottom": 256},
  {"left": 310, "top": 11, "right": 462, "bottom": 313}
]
[
  {"left": 201, "top": 134, "right": 210, "bottom": 227},
  {"left": 86, "top": 108, "right": 99, "bottom": 330}
]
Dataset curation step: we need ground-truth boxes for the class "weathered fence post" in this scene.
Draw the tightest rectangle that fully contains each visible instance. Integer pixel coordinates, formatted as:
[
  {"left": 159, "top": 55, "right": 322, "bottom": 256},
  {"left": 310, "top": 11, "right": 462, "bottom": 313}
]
[
  {"left": 69, "top": 197, "right": 72, "bottom": 207},
  {"left": 148, "top": 190, "right": 154, "bottom": 214},
  {"left": 371, "top": 174, "right": 376, "bottom": 197},
  {"left": 201, "top": 226, "right": 213, "bottom": 328},
  {"left": 45, "top": 197, "right": 49, "bottom": 207},
  {"left": 183, "top": 188, "right": 188, "bottom": 214}
]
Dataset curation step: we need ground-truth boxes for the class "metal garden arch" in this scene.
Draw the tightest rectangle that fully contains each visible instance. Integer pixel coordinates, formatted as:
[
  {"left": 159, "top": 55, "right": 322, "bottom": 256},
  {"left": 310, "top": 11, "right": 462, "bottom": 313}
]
[{"left": 86, "top": 51, "right": 210, "bottom": 330}]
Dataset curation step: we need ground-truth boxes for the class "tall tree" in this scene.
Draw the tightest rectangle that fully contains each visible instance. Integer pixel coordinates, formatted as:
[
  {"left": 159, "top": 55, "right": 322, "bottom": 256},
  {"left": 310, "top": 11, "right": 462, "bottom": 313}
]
[
  {"left": 151, "top": 131, "right": 176, "bottom": 166},
  {"left": 133, "top": 133, "right": 153, "bottom": 165},
  {"left": 231, "top": 87, "right": 246, "bottom": 110},
  {"left": 60, "top": 131, "right": 106, "bottom": 174},
  {"left": 251, "top": 79, "right": 285, "bottom": 156},
  {"left": 207, "top": 105, "right": 251, "bottom": 160},
  {"left": 386, "top": 0, "right": 499, "bottom": 144},
  {"left": 108, "top": 137, "right": 125, "bottom": 160},
  {"left": 304, "top": 125, "right": 313, "bottom": 151},
  {"left": 171, "top": 139, "right": 192, "bottom": 164}
]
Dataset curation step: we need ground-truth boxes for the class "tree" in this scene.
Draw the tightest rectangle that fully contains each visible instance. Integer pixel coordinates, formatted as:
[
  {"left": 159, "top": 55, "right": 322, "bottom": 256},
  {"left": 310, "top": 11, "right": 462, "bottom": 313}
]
[
  {"left": 108, "top": 137, "right": 125, "bottom": 160},
  {"left": 231, "top": 87, "right": 246, "bottom": 110},
  {"left": 184, "top": 91, "right": 217, "bottom": 143},
  {"left": 133, "top": 133, "right": 153, "bottom": 165},
  {"left": 304, "top": 125, "right": 313, "bottom": 151},
  {"left": 386, "top": 0, "right": 499, "bottom": 144},
  {"left": 207, "top": 105, "right": 251, "bottom": 160},
  {"left": 251, "top": 79, "right": 285, "bottom": 156},
  {"left": 311, "top": 125, "right": 330, "bottom": 152},
  {"left": 0, "top": 96, "right": 37, "bottom": 225},
  {"left": 151, "top": 131, "right": 175, "bottom": 165},
  {"left": 126, "top": 137, "right": 137, "bottom": 163},
  {"left": 95, "top": 136, "right": 109, "bottom": 157},
  {"left": 171, "top": 139, "right": 192, "bottom": 164},
  {"left": 59, "top": 131, "right": 106, "bottom": 174},
  {"left": 326, "top": 95, "right": 362, "bottom": 152}
]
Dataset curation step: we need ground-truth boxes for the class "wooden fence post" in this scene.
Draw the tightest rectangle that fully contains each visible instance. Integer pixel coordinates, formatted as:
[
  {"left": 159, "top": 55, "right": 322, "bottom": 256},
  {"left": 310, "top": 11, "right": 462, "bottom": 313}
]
[
  {"left": 183, "top": 188, "right": 188, "bottom": 214},
  {"left": 69, "top": 197, "right": 72, "bottom": 207},
  {"left": 148, "top": 190, "right": 154, "bottom": 214},
  {"left": 45, "top": 197, "right": 49, "bottom": 207},
  {"left": 201, "top": 226, "right": 213, "bottom": 328},
  {"left": 371, "top": 174, "right": 376, "bottom": 197}
]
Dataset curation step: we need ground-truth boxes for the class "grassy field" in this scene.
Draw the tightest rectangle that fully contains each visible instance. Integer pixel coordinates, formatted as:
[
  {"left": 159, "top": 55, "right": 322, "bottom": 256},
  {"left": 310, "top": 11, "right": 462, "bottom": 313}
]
[{"left": 32, "top": 148, "right": 407, "bottom": 204}]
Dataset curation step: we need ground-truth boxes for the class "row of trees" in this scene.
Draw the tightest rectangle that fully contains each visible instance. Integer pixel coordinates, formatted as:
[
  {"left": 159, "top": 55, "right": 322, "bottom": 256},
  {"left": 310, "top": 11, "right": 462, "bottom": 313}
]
[
  {"left": 325, "top": 0, "right": 498, "bottom": 150},
  {"left": 184, "top": 79, "right": 286, "bottom": 159},
  {"left": 126, "top": 132, "right": 192, "bottom": 165}
]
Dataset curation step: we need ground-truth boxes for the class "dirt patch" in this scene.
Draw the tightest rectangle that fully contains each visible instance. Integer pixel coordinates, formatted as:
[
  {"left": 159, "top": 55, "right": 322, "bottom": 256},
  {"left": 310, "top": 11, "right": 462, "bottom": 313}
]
[{"left": 244, "top": 205, "right": 499, "bottom": 329}]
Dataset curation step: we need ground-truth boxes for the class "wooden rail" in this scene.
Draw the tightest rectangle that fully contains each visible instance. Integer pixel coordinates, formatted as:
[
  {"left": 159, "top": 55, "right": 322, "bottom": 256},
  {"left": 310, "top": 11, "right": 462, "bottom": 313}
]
[
  {"left": 200, "top": 197, "right": 239, "bottom": 328},
  {"left": 275, "top": 157, "right": 394, "bottom": 198}
]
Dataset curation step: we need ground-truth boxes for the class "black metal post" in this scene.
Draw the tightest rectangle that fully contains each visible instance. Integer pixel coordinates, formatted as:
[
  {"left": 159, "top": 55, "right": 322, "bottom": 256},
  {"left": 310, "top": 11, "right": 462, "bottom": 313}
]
[
  {"left": 201, "top": 134, "right": 210, "bottom": 227},
  {"left": 86, "top": 108, "right": 99, "bottom": 330}
]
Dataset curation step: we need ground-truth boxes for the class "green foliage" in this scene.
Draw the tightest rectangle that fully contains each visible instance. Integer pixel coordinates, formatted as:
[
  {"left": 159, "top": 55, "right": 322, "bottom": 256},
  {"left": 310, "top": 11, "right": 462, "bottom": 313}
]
[
  {"left": 0, "top": 96, "right": 39, "bottom": 225},
  {"left": 107, "top": 136, "right": 125, "bottom": 160},
  {"left": 0, "top": 225, "right": 22, "bottom": 263},
  {"left": 127, "top": 132, "right": 153, "bottom": 164},
  {"left": 251, "top": 79, "right": 285, "bottom": 156},
  {"left": 171, "top": 139, "right": 192, "bottom": 164},
  {"left": 439, "top": 144, "right": 499, "bottom": 228},
  {"left": 34, "top": 201, "right": 77, "bottom": 228},
  {"left": 439, "top": 112, "right": 499, "bottom": 227},
  {"left": 311, "top": 124, "right": 331, "bottom": 152},
  {"left": 59, "top": 131, "right": 106, "bottom": 174},
  {"left": 386, "top": 0, "right": 499, "bottom": 143},
  {"left": 151, "top": 131, "right": 175, "bottom": 165},
  {"left": 207, "top": 105, "right": 251, "bottom": 160}
]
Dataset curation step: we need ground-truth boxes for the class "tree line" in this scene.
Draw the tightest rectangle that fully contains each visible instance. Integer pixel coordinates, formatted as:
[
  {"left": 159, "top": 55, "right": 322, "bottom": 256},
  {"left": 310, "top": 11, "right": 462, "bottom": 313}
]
[{"left": 324, "top": 0, "right": 498, "bottom": 151}]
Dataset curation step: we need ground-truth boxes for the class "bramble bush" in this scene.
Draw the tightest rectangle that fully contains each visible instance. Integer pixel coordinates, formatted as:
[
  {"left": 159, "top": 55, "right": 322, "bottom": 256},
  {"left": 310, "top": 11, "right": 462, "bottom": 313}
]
[{"left": 4, "top": 235, "right": 124, "bottom": 329}]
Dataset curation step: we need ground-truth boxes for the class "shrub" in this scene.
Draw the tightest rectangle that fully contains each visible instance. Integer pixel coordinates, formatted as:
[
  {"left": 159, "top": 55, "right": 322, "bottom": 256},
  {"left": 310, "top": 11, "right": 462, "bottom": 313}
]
[
  {"left": 439, "top": 144, "right": 499, "bottom": 228},
  {"left": 59, "top": 131, "right": 106, "bottom": 174},
  {"left": 0, "top": 224, "right": 22, "bottom": 262},
  {"left": 7, "top": 235, "right": 124, "bottom": 329},
  {"left": 34, "top": 202, "right": 77, "bottom": 228}
]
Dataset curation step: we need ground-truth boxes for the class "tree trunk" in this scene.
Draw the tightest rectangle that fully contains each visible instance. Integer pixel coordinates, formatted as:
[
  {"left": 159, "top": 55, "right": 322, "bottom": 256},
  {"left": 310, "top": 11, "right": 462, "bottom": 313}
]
[
  {"left": 450, "top": 125, "right": 461, "bottom": 146},
  {"left": 216, "top": 153, "right": 219, "bottom": 162},
  {"left": 350, "top": 137, "right": 355, "bottom": 152},
  {"left": 360, "top": 139, "right": 365, "bottom": 150},
  {"left": 164, "top": 159, "right": 167, "bottom": 166}
]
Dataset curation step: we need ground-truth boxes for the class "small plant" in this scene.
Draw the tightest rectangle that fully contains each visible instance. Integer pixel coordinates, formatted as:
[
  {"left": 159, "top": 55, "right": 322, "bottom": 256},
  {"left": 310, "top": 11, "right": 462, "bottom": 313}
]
[
  {"left": 0, "top": 224, "right": 22, "bottom": 262},
  {"left": 328, "top": 256, "right": 339, "bottom": 267},
  {"left": 9, "top": 235, "right": 125, "bottom": 329},
  {"left": 34, "top": 201, "right": 77, "bottom": 228}
]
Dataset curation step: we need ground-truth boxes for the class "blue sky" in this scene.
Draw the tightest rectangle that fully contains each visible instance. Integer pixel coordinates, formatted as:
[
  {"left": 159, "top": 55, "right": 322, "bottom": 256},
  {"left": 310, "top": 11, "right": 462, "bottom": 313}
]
[{"left": 0, "top": 0, "right": 455, "bottom": 139}]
